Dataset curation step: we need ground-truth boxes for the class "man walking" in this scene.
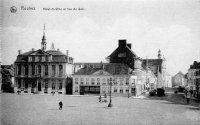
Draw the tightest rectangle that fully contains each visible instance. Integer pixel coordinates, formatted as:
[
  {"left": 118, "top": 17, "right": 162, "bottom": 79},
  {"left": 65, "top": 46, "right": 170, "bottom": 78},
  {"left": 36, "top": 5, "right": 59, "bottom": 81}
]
[{"left": 59, "top": 101, "right": 63, "bottom": 110}]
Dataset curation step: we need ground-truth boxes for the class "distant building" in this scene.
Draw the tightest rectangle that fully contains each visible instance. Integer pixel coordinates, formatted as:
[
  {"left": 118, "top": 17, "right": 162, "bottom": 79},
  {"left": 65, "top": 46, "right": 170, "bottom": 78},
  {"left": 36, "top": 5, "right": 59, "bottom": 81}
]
[
  {"left": 14, "top": 25, "right": 74, "bottom": 95},
  {"left": 165, "top": 72, "right": 172, "bottom": 88},
  {"left": 106, "top": 40, "right": 147, "bottom": 91},
  {"left": 172, "top": 71, "right": 186, "bottom": 87},
  {"left": 107, "top": 40, "right": 161, "bottom": 89},
  {"left": 143, "top": 50, "right": 167, "bottom": 88},
  {"left": 187, "top": 61, "right": 200, "bottom": 99},
  {"left": 73, "top": 40, "right": 159, "bottom": 96}
]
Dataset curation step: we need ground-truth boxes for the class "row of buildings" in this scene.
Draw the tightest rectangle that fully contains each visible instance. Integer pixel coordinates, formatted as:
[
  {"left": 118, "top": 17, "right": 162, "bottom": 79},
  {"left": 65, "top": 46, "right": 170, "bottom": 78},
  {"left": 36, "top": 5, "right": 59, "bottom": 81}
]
[
  {"left": 170, "top": 61, "right": 200, "bottom": 99},
  {"left": 186, "top": 61, "right": 200, "bottom": 99},
  {"left": 3, "top": 26, "right": 171, "bottom": 96}
]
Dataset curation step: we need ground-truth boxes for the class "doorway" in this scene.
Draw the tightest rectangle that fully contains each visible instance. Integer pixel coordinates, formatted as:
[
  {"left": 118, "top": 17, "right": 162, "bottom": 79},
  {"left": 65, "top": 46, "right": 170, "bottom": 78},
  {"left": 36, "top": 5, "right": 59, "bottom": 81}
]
[{"left": 38, "top": 82, "right": 41, "bottom": 91}]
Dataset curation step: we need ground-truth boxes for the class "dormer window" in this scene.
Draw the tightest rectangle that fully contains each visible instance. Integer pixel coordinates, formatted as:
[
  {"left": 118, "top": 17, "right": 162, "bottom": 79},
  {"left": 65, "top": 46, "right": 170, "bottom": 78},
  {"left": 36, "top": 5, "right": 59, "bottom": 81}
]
[
  {"left": 38, "top": 56, "right": 42, "bottom": 62},
  {"left": 42, "top": 56, "right": 45, "bottom": 62},
  {"left": 45, "top": 56, "right": 48, "bottom": 62},
  {"left": 49, "top": 56, "right": 52, "bottom": 62},
  {"left": 28, "top": 56, "right": 32, "bottom": 62},
  {"left": 35, "top": 56, "right": 38, "bottom": 62}
]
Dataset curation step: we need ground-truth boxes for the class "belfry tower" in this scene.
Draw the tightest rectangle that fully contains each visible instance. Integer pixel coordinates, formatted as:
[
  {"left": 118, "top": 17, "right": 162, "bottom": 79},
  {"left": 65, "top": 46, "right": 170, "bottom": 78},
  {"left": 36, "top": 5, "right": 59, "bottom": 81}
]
[{"left": 41, "top": 24, "right": 47, "bottom": 50}]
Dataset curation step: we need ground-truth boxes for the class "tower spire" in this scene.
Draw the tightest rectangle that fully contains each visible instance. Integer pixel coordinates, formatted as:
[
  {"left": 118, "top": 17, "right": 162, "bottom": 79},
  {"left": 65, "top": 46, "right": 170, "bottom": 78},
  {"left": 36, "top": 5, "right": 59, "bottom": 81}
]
[
  {"left": 41, "top": 24, "right": 47, "bottom": 50},
  {"left": 43, "top": 24, "right": 45, "bottom": 36},
  {"left": 158, "top": 49, "right": 161, "bottom": 59}
]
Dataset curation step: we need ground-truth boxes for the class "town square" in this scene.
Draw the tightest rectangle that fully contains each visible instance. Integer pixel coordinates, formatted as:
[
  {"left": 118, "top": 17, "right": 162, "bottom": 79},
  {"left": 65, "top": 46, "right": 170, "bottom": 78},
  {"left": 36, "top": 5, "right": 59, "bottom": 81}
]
[
  {"left": 1, "top": 0, "right": 200, "bottom": 125},
  {"left": 1, "top": 93, "right": 199, "bottom": 125}
]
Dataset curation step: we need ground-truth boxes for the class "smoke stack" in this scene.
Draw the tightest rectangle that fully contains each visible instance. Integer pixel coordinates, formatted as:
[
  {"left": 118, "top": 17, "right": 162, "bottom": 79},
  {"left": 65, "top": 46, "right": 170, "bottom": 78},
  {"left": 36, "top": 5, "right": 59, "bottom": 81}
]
[
  {"left": 118, "top": 40, "right": 126, "bottom": 47},
  {"left": 127, "top": 43, "right": 132, "bottom": 49},
  {"left": 18, "top": 50, "right": 22, "bottom": 55}
]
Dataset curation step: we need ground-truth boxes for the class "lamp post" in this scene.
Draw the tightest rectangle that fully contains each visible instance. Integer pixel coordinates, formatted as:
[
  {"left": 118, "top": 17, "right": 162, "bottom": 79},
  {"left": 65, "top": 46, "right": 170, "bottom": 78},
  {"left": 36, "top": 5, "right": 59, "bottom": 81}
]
[{"left": 108, "top": 77, "right": 113, "bottom": 107}]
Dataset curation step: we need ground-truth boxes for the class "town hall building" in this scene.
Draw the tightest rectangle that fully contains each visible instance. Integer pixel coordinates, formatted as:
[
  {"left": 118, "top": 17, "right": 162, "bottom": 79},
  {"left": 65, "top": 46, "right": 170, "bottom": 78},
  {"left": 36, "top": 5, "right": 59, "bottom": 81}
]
[{"left": 14, "top": 25, "right": 74, "bottom": 95}]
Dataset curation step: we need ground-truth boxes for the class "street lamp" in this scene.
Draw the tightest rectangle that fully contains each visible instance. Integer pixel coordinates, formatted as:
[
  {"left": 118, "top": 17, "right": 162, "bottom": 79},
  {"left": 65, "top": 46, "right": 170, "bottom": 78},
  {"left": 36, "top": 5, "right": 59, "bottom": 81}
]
[{"left": 108, "top": 77, "right": 113, "bottom": 107}]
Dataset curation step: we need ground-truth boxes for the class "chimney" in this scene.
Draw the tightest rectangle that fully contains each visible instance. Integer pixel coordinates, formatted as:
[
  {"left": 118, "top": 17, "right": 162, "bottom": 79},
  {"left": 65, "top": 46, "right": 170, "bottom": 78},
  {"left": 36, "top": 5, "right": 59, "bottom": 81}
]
[
  {"left": 127, "top": 43, "right": 132, "bottom": 49},
  {"left": 66, "top": 50, "right": 69, "bottom": 56},
  {"left": 118, "top": 39, "right": 126, "bottom": 47},
  {"left": 32, "top": 48, "right": 35, "bottom": 51},
  {"left": 57, "top": 48, "right": 60, "bottom": 51},
  {"left": 18, "top": 50, "right": 22, "bottom": 55}
]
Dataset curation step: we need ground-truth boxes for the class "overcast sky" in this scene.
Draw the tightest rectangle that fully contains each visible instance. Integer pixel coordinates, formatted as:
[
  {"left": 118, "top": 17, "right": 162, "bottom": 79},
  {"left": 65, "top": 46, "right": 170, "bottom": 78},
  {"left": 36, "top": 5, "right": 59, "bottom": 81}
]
[{"left": 1, "top": 0, "right": 200, "bottom": 75}]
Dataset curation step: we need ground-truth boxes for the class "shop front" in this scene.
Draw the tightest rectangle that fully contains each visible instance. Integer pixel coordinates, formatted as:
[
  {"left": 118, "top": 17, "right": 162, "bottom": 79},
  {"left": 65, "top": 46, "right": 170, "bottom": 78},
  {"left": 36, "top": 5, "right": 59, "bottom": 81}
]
[{"left": 80, "top": 86, "right": 100, "bottom": 95}]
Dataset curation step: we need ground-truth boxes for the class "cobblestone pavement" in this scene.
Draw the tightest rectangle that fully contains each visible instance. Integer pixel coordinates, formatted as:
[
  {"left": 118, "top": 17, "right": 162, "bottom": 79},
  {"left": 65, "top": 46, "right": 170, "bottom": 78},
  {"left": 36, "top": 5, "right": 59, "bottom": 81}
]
[{"left": 1, "top": 93, "right": 200, "bottom": 125}]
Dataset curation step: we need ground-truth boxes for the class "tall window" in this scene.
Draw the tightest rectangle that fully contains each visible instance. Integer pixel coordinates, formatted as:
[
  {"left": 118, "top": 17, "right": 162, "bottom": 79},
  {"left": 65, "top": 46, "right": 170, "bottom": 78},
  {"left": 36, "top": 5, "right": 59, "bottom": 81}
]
[
  {"left": 32, "top": 56, "right": 35, "bottom": 62},
  {"left": 75, "top": 78, "right": 79, "bottom": 84},
  {"left": 59, "top": 80, "right": 62, "bottom": 90},
  {"left": 114, "top": 87, "right": 118, "bottom": 93},
  {"left": 97, "top": 78, "right": 100, "bottom": 85},
  {"left": 32, "top": 65, "right": 35, "bottom": 75},
  {"left": 86, "top": 78, "right": 89, "bottom": 85},
  {"left": 38, "top": 65, "right": 42, "bottom": 75},
  {"left": 45, "top": 65, "right": 48, "bottom": 76},
  {"left": 25, "top": 79, "right": 28, "bottom": 89},
  {"left": 113, "top": 78, "right": 118, "bottom": 85},
  {"left": 28, "top": 56, "right": 32, "bottom": 62},
  {"left": 52, "top": 65, "right": 56, "bottom": 76},
  {"left": 132, "top": 79, "right": 135, "bottom": 85},
  {"left": 18, "top": 65, "right": 21, "bottom": 75},
  {"left": 52, "top": 81, "right": 55, "bottom": 90},
  {"left": 102, "top": 78, "right": 106, "bottom": 85},
  {"left": 120, "top": 78, "right": 124, "bottom": 85},
  {"left": 75, "top": 87, "right": 79, "bottom": 92},
  {"left": 59, "top": 65, "right": 63, "bottom": 76},
  {"left": 125, "top": 78, "right": 129, "bottom": 85},
  {"left": 80, "top": 78, "right": 84, "bottom": 85},
  {"left": 25, "top": 65, "right": 28, "bottom": 75},
  {"left": 91, "top": 78, "right": 95, "bottom": 85},
  {"left": 120, "top": 87, "right": 123, "bottom": 93},
  {"left": 45, "top": 80, "right": 48, "bottom": 89},
  {"left": 126, "top": 87, "right": 129, "bottom": 93},
  {"left": 45, "top": 56, "right": 48, "bottom": 62},
  {"left": 38, "top": 56, "right": 42, "bottom": 62},
  {"left": 18, "top": 79, "right": 21, "bottom": 88}
]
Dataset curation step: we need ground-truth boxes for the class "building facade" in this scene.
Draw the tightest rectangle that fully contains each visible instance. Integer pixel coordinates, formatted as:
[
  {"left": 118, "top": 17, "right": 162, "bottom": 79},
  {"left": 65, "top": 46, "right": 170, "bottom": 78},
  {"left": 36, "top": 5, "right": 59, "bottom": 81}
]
[
  {"left": 172, "top": 71, "right": 186, "bottom": 87},
  {"left": 14, "top": 26, "right": 74, "bottom": 95},
  {"left": 107, "top": 40, "right": 160, "bottom": 89},
  {"left": 73, "top": 39, "right": 158, "bottom": 96},
  {"left": 142, "top": 50, "right": 167, "bottom": 88},
  {"left": 187, "top": 61, "right": 200, "bottom": 99},
  {"left": 73, "top": 63, "right": 143, "bottom": 96}
]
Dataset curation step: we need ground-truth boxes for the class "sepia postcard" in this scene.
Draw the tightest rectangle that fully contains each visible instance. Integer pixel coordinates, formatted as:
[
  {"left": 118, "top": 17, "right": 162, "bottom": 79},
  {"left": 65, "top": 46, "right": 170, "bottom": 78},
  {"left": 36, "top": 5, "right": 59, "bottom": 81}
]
[{"left": 1, "top": 0, "right": 200, "bottom": 125}]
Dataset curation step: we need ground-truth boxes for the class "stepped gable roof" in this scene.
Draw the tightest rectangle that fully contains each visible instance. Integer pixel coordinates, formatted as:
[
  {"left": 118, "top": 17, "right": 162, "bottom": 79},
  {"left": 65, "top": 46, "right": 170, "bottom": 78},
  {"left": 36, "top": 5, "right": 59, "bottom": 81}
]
[
  {"left": 107, "top": 45, "right": 138, "bottom": 59},
  {"left": 74, "top": 63, "right": 131, "bottom": 75}
]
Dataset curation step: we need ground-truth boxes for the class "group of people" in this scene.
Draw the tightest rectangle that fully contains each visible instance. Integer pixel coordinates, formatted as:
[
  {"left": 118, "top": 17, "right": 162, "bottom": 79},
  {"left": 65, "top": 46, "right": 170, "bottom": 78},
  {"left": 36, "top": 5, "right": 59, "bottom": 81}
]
[{"left": 99, "top": 93, "right": 107, "bottom": 102}]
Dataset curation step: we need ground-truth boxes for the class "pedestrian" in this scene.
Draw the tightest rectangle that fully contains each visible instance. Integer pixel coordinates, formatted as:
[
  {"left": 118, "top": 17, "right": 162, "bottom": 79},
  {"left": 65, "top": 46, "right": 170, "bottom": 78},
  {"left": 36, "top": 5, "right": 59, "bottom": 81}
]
[
  {"left": 99, "top": 96, "right": 102, "bottom": 102},
  {"left": 186, "top": 95, "right": 190, "bottom": 105},
  {"left": 59, "top": 101, "right": 63, "bottom": 110},
  {"left": 104, "top": 93, "right": 107, "bottom": 98}
]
